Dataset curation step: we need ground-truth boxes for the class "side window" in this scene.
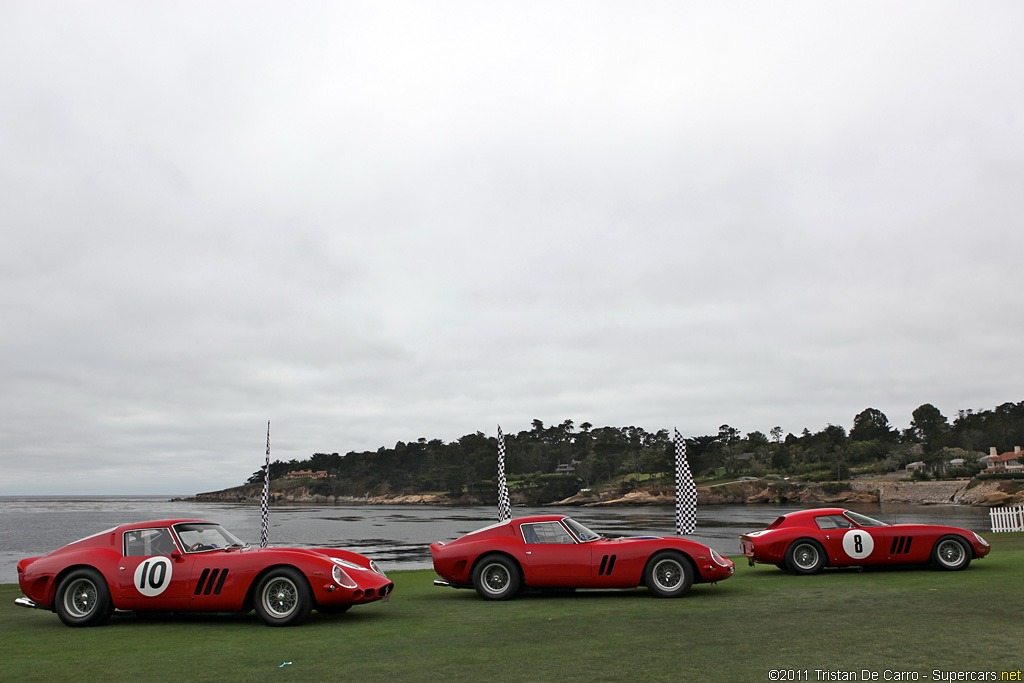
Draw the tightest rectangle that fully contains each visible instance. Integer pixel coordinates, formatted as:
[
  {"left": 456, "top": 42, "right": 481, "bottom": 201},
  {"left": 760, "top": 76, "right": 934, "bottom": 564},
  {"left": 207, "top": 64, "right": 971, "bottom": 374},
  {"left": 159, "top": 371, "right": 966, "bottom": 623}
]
[
  {"left": 521, "top": 522, "right": 575, "bottom": 544},
  {"left": 815, "top": 515, "right": 853, "bottom": 531},
  {"left": 124, "top": 528, "right": 176, "bottom": 557}
]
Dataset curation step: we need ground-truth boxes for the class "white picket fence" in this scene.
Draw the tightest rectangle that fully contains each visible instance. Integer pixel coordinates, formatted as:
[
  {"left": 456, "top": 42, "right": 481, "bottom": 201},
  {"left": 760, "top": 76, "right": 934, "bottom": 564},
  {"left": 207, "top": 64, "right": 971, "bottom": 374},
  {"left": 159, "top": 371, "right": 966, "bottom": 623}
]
[{"left": 989, "top": 505, "right": 1024, "bottom": 532}]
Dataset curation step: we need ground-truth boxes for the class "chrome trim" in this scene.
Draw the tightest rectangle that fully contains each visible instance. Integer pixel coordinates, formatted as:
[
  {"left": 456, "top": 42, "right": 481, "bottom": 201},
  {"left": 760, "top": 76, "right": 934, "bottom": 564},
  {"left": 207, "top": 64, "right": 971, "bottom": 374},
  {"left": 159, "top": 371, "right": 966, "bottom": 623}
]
[{"left": 15, "top": 597, "right": 41, "bottom": 610}]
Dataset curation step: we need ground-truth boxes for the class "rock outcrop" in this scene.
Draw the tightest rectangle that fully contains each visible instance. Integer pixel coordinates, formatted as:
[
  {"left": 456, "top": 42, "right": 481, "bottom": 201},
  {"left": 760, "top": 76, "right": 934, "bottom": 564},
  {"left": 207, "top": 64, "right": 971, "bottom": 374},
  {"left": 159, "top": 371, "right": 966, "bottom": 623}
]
[{"left": 184, "top": 477, "right": 1023, "bottom": 507}]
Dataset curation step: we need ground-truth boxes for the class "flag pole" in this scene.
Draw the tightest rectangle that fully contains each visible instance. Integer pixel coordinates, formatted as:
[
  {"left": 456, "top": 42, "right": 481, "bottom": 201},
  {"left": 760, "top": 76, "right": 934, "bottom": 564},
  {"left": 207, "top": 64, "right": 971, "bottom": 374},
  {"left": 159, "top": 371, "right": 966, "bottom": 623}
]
[
  {"left": 260, "top": 420, "right": 271, "bottom": 548},
  {"left": 674, "top": 428, "right": 697, "bottom": 535},
  {"left": 497, "top": 425, "right": 511, "bottom": 522}
]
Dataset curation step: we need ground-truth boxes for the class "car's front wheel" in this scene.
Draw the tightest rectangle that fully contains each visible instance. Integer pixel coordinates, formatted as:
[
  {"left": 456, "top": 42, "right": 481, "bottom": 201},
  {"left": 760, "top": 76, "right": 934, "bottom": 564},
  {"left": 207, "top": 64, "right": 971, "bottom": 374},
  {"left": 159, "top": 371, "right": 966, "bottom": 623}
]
[
  {"left": 471, "top": 555, "right": 520, "bottom": 600},
  {"left": 55, "top": 568, "right": 113, "bottom": 627},
  {"left": 785, "top": 539, "right": 825, "bottom": 575},
  {"left": 254, "top": 568, "right": 313, "bottom": 626},
  {"left": 932, "top": 536, "right": 971, "bottom": 571},
  {"left": 644, "top": 551, "right": 694, "bottom": 598}
]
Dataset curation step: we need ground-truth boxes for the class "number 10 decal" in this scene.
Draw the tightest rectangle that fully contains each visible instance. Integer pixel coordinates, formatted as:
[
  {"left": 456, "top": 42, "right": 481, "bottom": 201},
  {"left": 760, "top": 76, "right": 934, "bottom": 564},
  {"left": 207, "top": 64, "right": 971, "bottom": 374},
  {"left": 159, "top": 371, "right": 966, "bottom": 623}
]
[
  {"left": 842, "top": 529, "right": 874, "bottom": 560},
  {"left": 134, "top": 556, "right": 173, "bottom": 597}
]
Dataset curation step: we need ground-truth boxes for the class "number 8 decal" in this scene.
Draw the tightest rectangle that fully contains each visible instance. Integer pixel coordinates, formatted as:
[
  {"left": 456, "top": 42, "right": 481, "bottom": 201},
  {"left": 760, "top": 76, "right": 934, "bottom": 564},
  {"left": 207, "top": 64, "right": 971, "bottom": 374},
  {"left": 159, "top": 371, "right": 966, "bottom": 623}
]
[
  {"left": 134, "top": 556, "right": 173, "bottom": 597},
  {"left": 842, "top": 529, "right": 874, "bottom": 560}
]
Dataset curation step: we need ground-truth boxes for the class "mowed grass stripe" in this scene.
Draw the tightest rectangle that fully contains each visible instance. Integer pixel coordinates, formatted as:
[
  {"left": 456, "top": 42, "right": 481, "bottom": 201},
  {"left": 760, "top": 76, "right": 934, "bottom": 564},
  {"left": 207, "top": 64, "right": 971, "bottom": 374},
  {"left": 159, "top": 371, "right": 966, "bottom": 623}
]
[{"left": 2, "top": 533, "right": 1021, "bottom": 682}]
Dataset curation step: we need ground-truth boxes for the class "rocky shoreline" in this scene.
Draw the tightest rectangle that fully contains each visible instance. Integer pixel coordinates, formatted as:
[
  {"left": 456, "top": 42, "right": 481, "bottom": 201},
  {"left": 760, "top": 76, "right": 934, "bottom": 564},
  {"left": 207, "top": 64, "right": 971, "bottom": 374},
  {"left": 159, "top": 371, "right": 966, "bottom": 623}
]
[{"left": 182, "top": 478, "right": 1022, "bottom": 508}]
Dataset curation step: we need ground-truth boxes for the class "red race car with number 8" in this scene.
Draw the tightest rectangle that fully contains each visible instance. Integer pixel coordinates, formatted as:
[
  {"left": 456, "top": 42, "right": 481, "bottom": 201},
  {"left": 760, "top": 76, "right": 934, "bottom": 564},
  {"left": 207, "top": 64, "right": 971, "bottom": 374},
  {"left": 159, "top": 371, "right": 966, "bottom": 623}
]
[
  {"left": 16, "top": 519, "right": 393, "bottom": 627},
  {"left": 739, "top": 508, "right": 990, "bottom": 574}
]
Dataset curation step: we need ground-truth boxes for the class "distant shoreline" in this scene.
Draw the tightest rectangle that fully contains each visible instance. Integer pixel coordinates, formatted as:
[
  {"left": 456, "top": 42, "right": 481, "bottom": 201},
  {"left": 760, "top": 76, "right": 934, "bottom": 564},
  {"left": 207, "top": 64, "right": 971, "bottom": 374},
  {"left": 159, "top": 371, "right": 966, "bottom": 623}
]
[{"left": 180, "top": 477, "right": 1022, "bottom": 508}]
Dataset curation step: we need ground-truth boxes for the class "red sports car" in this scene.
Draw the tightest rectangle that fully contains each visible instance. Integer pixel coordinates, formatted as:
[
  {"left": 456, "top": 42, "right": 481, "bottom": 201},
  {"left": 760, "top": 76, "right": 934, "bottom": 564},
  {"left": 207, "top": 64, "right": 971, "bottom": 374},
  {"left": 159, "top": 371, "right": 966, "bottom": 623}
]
[
  {"left": 15, "top": 519, "right": 394, "bottom": 627},
  {"left": 739, "top": 507, "right": 990, "bottom": 574},
  {"left": 430, "top": 514, "right": 734, "bottom": 600}
]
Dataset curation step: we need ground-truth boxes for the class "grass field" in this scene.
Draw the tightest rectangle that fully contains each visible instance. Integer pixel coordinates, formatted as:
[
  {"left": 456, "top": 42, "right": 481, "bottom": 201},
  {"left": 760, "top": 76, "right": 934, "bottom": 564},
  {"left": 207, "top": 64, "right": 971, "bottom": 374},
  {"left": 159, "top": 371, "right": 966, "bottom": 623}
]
[{"left": 3, "top": 534, "right": 1022, "bottom": 682}]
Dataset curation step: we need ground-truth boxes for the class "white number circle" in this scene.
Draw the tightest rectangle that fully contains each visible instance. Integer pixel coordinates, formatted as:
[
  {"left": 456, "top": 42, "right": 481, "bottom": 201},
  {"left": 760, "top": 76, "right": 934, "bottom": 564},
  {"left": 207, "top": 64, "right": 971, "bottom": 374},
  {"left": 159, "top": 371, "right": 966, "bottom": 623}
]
[
  {"left": 842, "top": 529, "right": 874, "bottom": 559},
  {"left": 134, "top": 557, "right": 173, "bottom": 597}
]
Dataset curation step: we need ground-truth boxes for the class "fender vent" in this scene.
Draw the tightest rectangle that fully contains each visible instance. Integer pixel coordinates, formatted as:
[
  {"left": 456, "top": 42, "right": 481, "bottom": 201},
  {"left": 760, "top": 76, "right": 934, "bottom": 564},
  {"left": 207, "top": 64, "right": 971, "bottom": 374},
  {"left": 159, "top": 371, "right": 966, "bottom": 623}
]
[
  {"left": 889, "top": 536, "right": 914, "bottom": 555},
  {"left": 194, "top": 568, "right": 229, "bottom": 596},
  {"left": 598, "top": 555, "right": 617, "bottom": 576}
]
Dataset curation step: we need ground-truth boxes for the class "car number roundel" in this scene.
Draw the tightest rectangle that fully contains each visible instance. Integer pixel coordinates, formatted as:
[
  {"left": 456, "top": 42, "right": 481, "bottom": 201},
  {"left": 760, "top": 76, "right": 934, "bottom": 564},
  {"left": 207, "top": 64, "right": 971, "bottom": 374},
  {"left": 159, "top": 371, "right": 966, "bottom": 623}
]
[
  {"left": 842, "top": 529, "right": 874, "bottom": 559},
  {"left": 134, "top": 557, "right": 173, "bottom": 597}
]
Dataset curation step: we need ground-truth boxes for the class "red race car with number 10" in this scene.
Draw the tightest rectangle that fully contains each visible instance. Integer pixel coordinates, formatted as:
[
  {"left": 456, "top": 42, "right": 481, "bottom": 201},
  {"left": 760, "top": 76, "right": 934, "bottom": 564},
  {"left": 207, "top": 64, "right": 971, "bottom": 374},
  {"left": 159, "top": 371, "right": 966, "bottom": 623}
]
[
  {"left": 16, "top": 519, "right": 393, "bottom": 627},
  {"left": 431, "top": 514, "right": 734, "bottom": 600},
  {"left": 739, "top": 508, "right": 990, "bottom": 574}
]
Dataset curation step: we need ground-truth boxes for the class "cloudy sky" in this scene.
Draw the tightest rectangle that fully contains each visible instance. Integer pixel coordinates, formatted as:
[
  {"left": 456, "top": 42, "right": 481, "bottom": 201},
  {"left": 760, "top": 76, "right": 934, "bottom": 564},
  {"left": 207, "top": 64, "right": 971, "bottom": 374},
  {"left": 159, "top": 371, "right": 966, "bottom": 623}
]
[{"left": 2, "top": 2, "right": 1022, "bottom": 496}]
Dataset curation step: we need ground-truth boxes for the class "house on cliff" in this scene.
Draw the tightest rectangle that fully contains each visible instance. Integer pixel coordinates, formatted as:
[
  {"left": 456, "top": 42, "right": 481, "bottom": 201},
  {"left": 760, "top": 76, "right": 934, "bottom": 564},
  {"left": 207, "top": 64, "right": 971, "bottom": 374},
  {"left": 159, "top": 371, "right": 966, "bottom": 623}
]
[{"left": 981, "top": 446, "right": 1023, "bottom": 473}]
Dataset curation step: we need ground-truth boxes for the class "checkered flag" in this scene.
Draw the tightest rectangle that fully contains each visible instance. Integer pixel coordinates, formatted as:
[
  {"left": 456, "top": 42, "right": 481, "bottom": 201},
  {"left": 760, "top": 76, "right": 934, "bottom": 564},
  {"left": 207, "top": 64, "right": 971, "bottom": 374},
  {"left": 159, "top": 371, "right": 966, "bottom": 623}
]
[
  {"left": 674, "top": 428, "right": 697, "bottom": 535},
  {"left": 497, "top": 425, "right": 512, "bottom": 522},
  {"left": 260, "top": 421, "right": 271, "bottom": 548}
]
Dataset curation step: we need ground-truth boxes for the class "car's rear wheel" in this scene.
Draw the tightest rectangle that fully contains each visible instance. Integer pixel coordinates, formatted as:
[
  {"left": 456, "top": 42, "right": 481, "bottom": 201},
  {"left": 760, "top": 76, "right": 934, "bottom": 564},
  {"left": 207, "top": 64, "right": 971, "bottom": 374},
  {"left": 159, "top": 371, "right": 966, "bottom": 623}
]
[
  {"left": 472, "top": 555, "right": 520, "bottom": 600},
  {"left": 255, "top": 567, "right": 313, "bottom": 626},
  {"left": 644, "top": 551, "right": 694, "bottom": 598},
  {"left": 785, "top": 539, "right": 825, "bottom": 575},
  {"left": 55, "top": 568, "right": 113, "bottom": 627},
  {"left": 932, "top": 535, "right": 971, "bottom": 571}
]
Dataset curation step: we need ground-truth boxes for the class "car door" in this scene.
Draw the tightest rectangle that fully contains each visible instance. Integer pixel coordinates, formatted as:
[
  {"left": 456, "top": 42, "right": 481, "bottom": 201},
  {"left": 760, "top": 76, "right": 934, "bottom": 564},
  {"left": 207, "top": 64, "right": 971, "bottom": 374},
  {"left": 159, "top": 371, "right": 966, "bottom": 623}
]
[
  {"left": 519, "top": 521, "right": 591, "bottom": 578},
  {"left": 115, "top": 528, "right": 194, "bottom": 609}
]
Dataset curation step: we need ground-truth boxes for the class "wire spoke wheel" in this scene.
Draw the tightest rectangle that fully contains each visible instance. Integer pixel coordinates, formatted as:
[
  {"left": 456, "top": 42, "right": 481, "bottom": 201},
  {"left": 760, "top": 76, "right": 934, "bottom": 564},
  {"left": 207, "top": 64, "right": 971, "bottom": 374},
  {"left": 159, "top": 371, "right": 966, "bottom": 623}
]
[
  {"left": 644, "top": 551, "right": 693, "bottom": 598},
  {"left": 472, "top": 555, "right": 520, "bottom": 600},
  {"left": 785, "top": 540, "right": 825, "bottom": 575},
  {"left": 932, "top": 536, "right": 970, "bottom": 571},
  {"left": 653, "top": 558, "right": 683, "bottom": 591},
  {"left": 482, "top": 564, "right": 510, "bottom": 593},
  {"left": 262, "top": 577, "right": 299, "bottom": 617},
  {"left": 793, "top": 544, "right": 819, "bottom": 570},
  {"left": 64, "top": 577, "right": 99, "bottom": 618},
  {"left": 254, "top": 568, "right": 312, "bottom": 626}
]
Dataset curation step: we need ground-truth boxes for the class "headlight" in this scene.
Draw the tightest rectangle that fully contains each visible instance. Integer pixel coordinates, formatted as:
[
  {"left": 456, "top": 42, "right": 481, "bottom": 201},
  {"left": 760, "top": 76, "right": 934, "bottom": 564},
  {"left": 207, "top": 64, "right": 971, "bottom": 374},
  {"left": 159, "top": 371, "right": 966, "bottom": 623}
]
[
  {"left": 332, "top": 563, "right": 357, "bottom": 588},
  {"left": 710, "top": 549, "right": 730, "bottom": 567},
  {"left": 369, "top": 559, "right": 387, "bottom": 578},
  {"left": 974, "top": 532, "right": 989, "bottom": 547},
  {"left": 333, "top": 558, "right": 365, "bottom": 571}
]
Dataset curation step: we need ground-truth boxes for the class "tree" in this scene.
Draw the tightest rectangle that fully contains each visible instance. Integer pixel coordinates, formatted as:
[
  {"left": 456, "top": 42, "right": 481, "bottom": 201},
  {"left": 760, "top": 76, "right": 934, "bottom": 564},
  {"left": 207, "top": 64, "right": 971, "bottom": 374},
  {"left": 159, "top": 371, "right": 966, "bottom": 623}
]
[
  {"left": 910, "top": 403, "right": 949, "bottom": 452},
  {"left": 849, "top": 408, "right": 897, "bottom": 443}
]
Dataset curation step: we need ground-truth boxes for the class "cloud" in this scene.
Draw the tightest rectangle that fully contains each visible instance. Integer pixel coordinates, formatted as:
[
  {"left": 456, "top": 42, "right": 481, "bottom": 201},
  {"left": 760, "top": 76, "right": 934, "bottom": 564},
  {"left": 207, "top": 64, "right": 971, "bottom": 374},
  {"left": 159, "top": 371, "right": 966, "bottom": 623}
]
[{"left": 2, "top": 1, "right": 1023, "bottom": 494}]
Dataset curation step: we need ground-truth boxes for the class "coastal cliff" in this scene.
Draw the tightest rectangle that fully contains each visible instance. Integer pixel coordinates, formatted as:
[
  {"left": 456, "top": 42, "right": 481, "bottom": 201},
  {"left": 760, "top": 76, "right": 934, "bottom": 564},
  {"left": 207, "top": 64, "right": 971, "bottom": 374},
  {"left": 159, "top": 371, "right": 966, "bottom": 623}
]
[{"left": 183, "top": 478, "right": 1022, "bottom": 507}]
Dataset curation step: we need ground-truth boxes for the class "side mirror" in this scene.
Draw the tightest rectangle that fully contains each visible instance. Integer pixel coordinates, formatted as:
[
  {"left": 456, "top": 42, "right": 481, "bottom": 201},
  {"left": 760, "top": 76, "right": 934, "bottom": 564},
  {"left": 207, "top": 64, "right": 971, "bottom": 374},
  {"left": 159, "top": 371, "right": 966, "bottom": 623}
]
[{"left": 171, "top": 549, "right": 183, "bottom": 562}]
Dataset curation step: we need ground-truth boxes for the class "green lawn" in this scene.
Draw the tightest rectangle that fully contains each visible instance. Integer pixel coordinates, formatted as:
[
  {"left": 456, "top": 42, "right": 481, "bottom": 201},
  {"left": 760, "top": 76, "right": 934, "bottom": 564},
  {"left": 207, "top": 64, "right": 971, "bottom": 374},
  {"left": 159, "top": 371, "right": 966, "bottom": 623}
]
[{"left": 3, "top": 534, "right": 1022, "bottom": 682}]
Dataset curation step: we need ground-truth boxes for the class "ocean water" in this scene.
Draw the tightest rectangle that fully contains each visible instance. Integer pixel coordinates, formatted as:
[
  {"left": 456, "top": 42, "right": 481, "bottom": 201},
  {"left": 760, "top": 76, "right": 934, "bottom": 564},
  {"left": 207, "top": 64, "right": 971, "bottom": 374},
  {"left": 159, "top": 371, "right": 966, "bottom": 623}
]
[{"left": 0, "top": 497, "right": 994, "bottom": 585}]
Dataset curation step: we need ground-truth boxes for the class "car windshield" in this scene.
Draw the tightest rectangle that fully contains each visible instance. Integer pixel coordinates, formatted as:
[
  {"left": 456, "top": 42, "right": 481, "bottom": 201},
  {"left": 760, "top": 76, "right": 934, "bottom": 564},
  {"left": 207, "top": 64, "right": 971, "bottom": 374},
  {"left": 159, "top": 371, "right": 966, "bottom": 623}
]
[
  {"left": 562, "top": 517, "right": 601, "bottom": 542},
  {"left": 174, "top": 523, "right": 246, "bottom": 552},
  {"left": 844, "top": 511, "right": 887, "bottom": 528}
]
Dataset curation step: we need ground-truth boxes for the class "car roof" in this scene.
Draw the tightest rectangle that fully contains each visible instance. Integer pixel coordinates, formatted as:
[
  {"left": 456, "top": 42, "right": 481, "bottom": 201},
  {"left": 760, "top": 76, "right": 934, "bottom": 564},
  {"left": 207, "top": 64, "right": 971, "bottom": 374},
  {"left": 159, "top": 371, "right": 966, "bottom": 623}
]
[
  {"left": 113, "top": 519, "right": 215, "bottom": 532},
  {"left": 511, "top": 515, "right": 569, "bottom": 525},
  {"left": 781, "top": 508, "right": 848, "bottom": 522}
]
